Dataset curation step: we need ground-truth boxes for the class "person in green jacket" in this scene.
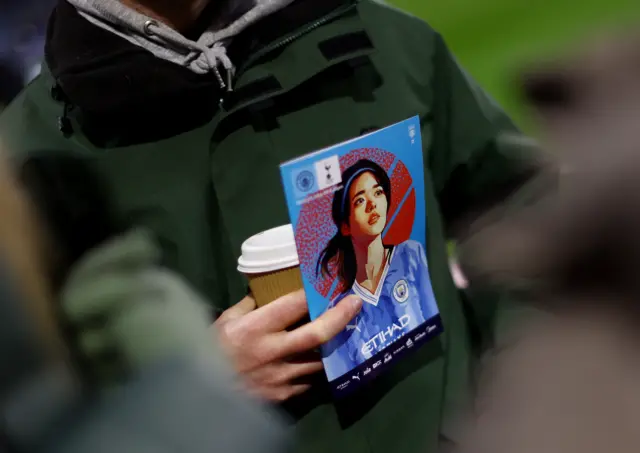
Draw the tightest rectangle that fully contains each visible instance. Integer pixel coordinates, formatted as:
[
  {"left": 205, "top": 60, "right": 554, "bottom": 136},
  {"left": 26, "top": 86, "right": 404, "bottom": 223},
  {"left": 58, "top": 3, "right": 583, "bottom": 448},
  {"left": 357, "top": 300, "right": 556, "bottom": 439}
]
[{"left": 0, "top": 0, "right": 542, "bottom": 452}]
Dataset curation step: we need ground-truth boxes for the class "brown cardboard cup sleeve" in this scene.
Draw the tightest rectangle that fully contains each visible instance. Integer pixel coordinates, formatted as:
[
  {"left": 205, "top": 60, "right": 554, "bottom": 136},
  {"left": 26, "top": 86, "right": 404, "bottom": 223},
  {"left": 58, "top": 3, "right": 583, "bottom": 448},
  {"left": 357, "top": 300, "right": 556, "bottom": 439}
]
[{"left": 238, "top": 225, "right": 302, "bottom": 307}]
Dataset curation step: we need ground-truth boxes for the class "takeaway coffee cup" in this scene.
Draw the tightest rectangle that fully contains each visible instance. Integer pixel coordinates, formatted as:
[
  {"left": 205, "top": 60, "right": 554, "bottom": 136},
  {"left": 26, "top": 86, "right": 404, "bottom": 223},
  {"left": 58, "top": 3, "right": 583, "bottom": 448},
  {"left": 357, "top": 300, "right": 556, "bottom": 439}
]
[{"left": 237, "top": 224, "right": 304, "bottom": 307}]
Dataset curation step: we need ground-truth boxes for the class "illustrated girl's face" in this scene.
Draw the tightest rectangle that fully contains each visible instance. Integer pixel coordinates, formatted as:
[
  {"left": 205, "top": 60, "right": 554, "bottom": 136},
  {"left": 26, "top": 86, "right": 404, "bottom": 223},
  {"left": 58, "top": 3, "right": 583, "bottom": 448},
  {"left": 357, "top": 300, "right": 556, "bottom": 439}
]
[{"left": 341, "top": 171, "right": 388, "bottom": 241}]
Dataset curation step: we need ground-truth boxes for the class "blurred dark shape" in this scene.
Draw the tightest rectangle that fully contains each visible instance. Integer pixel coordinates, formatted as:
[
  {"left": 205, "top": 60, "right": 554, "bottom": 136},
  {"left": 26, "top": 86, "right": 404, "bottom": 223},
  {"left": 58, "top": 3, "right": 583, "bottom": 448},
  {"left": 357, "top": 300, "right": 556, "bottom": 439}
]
[
  {"left": 18, "top": 153, "right": 127, "bottom": 291},
  {"left": 0, "top": 260, "right": 52, "bottom": 408},
  {"left": 520, "top": 29, "right": 640, "bottom": 166},
  {"left": 467, "top": 28, "right": 640, "bottom": 302},
  {"left": 0, "top": 150, "right": 290, "bottom": 453},
  {"left": 522, "top": 71, "right": 578, "bottom": 111},
  {"left": 0, "top": 0, "right": 56, "bottom": 106},
  {"left": 0, "top": 60, "right": 24, "bottom": 107},
  {"left": 50, "top": 356, "right": 292, "bottom": 453},
  {"left": 463, "top": 171, "right": 640, "bottom": 306},
  {"left": 455, "top": 27, "right": 640, "bottom": 453}
]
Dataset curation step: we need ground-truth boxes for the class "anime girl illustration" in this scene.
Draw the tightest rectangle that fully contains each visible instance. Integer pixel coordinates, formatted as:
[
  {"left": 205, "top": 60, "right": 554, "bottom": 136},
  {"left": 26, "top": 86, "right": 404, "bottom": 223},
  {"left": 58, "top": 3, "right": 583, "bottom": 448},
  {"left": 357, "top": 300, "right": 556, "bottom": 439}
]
[{"left": 316, "top": 159, "right": 438, "bottom": 381}]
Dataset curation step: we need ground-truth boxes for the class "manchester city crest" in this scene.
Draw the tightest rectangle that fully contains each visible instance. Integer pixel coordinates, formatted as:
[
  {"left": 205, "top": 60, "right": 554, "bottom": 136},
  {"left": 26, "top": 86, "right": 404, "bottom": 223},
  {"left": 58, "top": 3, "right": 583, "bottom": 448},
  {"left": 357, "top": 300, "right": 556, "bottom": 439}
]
[
  {"left": 392, "top": 279, "right": 409, "bottom": 303},
  {"left": 295, "top": 170, "right": 315, "bottom": 193}
]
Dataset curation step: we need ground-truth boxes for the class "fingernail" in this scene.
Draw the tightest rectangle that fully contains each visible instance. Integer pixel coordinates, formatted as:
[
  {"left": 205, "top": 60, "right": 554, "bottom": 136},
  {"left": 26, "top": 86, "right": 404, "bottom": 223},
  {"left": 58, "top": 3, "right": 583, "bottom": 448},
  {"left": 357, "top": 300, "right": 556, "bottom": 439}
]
[{"left": 352, "top": 297, "right": 363, "bottom": 311}]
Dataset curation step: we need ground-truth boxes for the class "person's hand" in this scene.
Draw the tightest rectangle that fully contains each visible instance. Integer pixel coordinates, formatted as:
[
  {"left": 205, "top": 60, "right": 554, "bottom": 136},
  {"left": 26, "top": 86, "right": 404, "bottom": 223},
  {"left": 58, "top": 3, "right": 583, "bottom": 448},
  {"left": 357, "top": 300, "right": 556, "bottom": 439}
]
[{"left": 214, "top": 289, "right": 362, "bottom": 402}]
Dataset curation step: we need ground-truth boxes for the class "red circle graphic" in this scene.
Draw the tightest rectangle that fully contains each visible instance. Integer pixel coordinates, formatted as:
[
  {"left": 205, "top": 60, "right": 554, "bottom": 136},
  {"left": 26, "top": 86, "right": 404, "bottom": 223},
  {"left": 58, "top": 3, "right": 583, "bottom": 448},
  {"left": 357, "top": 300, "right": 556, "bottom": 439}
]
[{"left": 295, "top": 148, "right": 416, "bottom": 300}]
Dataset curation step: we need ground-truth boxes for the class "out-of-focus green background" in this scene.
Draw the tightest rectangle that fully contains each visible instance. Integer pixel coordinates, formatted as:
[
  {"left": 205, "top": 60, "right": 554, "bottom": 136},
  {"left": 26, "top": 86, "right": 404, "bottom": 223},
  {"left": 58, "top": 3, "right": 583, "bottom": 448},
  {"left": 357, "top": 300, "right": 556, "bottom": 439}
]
[
  {"left": 390, "top": 0, "right": 640, "bottom": 126},
  {"left": 389, "top": 0, "right": 640, "bottom": 256}
]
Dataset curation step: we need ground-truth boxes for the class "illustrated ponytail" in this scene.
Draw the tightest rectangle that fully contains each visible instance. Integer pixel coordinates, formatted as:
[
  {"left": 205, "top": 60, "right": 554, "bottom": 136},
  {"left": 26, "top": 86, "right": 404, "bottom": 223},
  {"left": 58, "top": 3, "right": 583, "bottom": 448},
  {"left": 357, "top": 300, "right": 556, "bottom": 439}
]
[{"left": 316, "top": 233, "right": 357, "bottom": 290}]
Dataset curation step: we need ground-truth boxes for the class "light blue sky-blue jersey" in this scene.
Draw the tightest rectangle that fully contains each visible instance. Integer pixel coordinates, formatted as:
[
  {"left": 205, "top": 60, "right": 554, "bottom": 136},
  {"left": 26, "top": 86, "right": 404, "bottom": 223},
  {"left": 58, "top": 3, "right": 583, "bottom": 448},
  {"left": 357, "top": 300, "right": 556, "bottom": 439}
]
[{"left": 322, "top": 240, "right": 438, "bottom": 381}]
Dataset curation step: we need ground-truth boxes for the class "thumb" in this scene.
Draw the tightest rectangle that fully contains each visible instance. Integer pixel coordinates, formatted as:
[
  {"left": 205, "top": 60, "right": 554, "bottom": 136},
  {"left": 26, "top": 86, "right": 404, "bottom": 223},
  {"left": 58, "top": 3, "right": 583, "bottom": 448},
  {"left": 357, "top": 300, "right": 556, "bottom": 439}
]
[{"left": 284, "top": 295, "right": 363, "bottom": 354}]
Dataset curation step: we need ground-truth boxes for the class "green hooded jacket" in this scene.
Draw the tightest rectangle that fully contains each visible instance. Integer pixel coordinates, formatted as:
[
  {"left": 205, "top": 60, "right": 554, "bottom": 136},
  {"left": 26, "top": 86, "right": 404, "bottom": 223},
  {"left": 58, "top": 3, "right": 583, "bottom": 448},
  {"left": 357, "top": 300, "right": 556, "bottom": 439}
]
[{"left": 0, "top": 0, "right": 540, "bottom": 452}]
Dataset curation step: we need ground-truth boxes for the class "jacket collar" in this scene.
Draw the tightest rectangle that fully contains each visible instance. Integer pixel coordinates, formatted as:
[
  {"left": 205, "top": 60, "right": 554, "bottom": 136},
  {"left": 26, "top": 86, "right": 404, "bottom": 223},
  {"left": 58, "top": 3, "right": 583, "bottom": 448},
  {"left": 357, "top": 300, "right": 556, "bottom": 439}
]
[{"left": 44, "top": 0, "right": 357, "bottom": 148}]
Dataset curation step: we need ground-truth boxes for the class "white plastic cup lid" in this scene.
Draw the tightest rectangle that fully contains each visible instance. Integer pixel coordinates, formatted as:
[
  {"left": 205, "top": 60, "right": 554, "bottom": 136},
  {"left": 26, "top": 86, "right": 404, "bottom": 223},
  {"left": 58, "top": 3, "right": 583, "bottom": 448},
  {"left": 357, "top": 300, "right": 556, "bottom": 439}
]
[{"left": 237, "top": 224, "right": 300, "bottom": 274}]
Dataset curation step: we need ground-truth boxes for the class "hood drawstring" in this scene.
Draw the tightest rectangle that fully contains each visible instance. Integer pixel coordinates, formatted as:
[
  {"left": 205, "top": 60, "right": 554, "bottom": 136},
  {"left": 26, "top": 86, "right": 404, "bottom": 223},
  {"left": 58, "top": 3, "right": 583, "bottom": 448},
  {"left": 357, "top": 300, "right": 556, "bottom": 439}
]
[
  {"left": 66, "top": 0, "right": 296, "bottom": 89},
  {"left": 201, "top": 44, "right": 235, "bottom": 91},
  {"left": 51, "top": 84, "right": 74, "bottom": 137},
  {"left": 142, "top": 20, "right": 234, "bottom": 92}
]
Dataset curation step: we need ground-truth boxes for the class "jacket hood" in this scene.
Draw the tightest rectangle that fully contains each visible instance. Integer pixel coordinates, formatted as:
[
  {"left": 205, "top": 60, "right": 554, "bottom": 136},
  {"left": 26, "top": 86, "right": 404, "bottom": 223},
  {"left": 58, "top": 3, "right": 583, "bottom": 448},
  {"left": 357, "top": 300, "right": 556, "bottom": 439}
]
[
  {"left": 44, "top": 0, "right": 354, "bottom": 147},
  {"left": 65, "top": 0, "right": 295, "bottom": 88}
]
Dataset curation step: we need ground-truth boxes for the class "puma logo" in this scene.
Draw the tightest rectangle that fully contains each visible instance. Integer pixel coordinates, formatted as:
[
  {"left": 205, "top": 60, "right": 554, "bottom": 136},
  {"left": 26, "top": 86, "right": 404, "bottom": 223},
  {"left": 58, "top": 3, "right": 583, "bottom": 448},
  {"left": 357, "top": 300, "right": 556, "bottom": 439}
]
[{"left": 346, "top": 323, "right": 361, "bottom": 333}]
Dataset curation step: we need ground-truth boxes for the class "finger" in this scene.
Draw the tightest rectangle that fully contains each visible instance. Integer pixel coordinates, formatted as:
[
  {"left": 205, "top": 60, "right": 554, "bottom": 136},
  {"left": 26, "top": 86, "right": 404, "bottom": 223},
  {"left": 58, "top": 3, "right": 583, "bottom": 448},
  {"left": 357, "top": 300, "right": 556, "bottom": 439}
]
[
  {"left": 281, "top": 361, "right": 324, "bottom": 381},
  {"left": 217, "top": 295, "right": 256, "bottom": 323},
  {"left": 249, "top": 360, "right": 324, "bottom": 386},
  {"left": 262, "top": 295, "right": 362, "bottom": 360},
  {"left": 239, "top": 289, "right": 308, "bottom": 333}
]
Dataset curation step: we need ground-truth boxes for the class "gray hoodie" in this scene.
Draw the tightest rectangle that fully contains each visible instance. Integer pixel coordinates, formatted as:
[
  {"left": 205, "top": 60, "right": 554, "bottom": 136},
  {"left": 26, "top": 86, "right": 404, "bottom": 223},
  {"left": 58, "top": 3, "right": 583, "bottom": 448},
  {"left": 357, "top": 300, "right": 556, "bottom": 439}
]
[{"left": 64, "top": 0, "right": 295, "bottom": 89}]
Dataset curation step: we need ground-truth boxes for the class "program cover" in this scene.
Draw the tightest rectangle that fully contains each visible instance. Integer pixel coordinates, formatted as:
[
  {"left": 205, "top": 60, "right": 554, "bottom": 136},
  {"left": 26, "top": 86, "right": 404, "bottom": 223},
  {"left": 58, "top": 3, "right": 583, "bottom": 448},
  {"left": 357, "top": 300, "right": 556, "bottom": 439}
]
[{"left": 279, "top": 116, "right": 443, "bottom": 397}]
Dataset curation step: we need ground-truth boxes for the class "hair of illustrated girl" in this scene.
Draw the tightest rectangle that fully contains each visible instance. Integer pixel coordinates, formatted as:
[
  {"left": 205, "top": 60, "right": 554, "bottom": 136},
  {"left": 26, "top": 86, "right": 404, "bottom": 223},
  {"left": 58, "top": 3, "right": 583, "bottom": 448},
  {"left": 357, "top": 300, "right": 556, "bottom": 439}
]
[{"left": 316, "top": 159, "right": 391, "bottom": 290}]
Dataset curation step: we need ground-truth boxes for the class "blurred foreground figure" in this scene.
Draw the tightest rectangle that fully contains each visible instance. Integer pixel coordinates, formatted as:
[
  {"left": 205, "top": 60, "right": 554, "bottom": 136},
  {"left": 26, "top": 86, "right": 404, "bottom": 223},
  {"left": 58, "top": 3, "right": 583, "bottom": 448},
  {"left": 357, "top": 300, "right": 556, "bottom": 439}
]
[
  {"left": 458, "top": 29, "right": 640, "bottom": 453},
  {"left": 0, "top": 62, "right": 25, "bottom": 110},
  {"left": 0, "top": 151, "right": 288, "bottom": 453}
]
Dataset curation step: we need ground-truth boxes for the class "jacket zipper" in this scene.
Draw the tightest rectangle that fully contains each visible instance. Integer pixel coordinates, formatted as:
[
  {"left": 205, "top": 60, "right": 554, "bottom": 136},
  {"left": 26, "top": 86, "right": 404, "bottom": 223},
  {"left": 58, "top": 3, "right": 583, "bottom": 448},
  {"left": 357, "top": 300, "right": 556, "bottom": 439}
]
[{"left": 219, "top": 0, "right": 358, "bottom": 109}]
